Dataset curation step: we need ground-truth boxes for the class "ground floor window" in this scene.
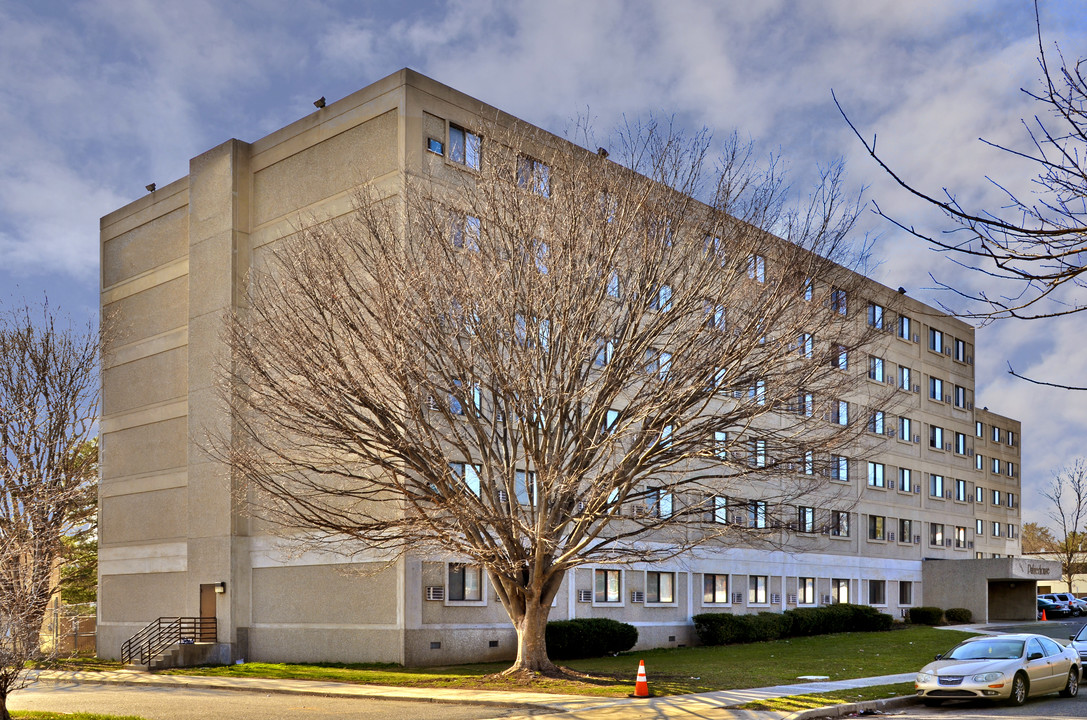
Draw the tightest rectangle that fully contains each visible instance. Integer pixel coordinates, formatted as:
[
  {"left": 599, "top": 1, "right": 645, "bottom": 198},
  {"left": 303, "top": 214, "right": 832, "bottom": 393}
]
[
  {"left": 868, "top": 579, "right": 885, "bottom": 605},
  {"left": 448, "top": 564, "right": 482, "bottom": 601},
  {"left": 748, "top": 575, "right": 768, "bottom": 604},
  {"left": 646, "top": 571, "right": 675, "bottom": 603},
  {"left": 832, "top": 578, "right": 849, "bottom": 604},
  {"left": 798, "top": 576, "right": 815, "bottom": 605},
  {"left": 594, "top": 569, "right": 621, "bottom": 603},
  {"left": 703, "top": 573, "right": 729, "bottom": 603},
  {"left": 899, "top": 581, "right": 913, "bottom": 605}
]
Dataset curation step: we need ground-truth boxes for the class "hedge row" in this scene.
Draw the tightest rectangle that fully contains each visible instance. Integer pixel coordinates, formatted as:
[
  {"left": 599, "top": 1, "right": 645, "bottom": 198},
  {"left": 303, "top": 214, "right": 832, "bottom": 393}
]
[
  {"left": 546, "top": 618, "right": 639, "bottom": 659},
  {"left": 907, "top": 606, "right": 973, "bottom": 625},
  {"left": 693, "top": 603, "right": 893, "bottom": 646}
]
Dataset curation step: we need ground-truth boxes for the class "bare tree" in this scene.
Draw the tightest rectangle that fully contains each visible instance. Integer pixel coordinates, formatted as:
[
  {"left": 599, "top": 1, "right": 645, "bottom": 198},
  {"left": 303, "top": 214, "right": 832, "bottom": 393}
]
[
  {"left": 219, "top": 119, "right": 890, "bottom": 675},
  {"left": 837, "top": 2, "right": 1087, "bottom": 387},
  {"left": 0, "top": 303, "right": 99, "bottom": 720},
  {"left": 1044, "top": 459, "right": 1087, "bottom": 593},
  {"left": 1021, "top": 521, "right": 1058, "bottom": 554}
]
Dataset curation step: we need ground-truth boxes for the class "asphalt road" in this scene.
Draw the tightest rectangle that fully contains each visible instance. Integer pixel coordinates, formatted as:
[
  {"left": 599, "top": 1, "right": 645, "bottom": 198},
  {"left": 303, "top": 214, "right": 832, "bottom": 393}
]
[
  {"left": 7, "top": 683, "right": 552, "bottom": 720},
  {"left": 884, "top": 691, "right": 1086, "bottom": 719}
]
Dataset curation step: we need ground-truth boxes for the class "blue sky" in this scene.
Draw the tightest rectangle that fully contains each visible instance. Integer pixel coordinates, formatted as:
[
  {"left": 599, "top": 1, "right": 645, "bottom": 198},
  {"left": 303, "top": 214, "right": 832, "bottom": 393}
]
[{"left": 2, "top": 0, "right": 1085, "bottom": 526}]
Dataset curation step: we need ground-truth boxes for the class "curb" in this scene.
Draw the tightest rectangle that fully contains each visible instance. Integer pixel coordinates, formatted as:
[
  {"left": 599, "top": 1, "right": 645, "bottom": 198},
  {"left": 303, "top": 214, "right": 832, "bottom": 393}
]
[{"left": 784, "top": 694, "right": 919, "bottom": 719}]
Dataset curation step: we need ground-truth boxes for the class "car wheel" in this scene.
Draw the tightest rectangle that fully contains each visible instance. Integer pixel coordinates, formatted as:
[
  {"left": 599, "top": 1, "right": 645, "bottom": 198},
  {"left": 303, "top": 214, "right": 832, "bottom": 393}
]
[
  {"left": 1009, "top": 672, "right": 1028, "bottom": 706},
  {"left": 1059, "top": 668, "right": 1079, "bottom": 698}
]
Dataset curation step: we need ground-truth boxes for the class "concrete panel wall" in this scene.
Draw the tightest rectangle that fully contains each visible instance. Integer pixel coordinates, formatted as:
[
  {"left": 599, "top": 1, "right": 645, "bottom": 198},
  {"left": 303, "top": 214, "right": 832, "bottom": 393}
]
[
  {"left": 100, "top": 417, "right": 187, "bottom": 481},
  {"left": 99, "top": 488, "right": 188, "bottom": 545},
  {"left": 102, "top": 347, "right": 188, "bottom": 416},
  {"left": 102, "top": 206, "right": 188, "bottom": 287},
  {"left": 248, "top": 628, "right": 403, "bottom": 664},
  {"left": 252, "top": 564, "right": 398, "bottom": 625},
  {"left": 106, "top": 277, "right": 188, "bottom": 343}
]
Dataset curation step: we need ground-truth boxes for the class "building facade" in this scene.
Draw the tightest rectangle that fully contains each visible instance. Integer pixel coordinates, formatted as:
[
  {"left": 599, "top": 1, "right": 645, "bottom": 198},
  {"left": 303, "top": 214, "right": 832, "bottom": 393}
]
[{"left": 98, "top": 69, "right": 1024, "bottom": 666}]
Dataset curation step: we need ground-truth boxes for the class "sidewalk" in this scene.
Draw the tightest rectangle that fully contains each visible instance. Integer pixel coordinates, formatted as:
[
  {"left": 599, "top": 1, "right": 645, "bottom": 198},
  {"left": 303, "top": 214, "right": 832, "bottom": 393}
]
[{"left": 30, "top": 668, "right": 918, "bottom": 720}]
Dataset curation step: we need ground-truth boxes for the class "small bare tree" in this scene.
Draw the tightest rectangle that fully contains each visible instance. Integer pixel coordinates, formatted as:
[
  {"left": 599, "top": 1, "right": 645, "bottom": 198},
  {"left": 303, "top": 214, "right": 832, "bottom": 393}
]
[
  {"left": 220, "top": 120, "right": 890, "bottom": 675},
  {"left": 837, "top": 2, "right": 1087, "bottom": 387},
  {"left": 0, "top": 302, "right": 99, "bottom": 719},
  {"left": 1045, "top": 459, "right": 1087, "bottom": 593}
]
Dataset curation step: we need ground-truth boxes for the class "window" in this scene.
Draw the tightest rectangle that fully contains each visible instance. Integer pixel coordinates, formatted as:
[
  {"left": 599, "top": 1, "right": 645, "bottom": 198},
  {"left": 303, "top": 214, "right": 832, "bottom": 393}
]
[
  {"left": 703, "top": 573, "right": 729, "bottom": 603},
  {"left": 900, "top": 416, "right": 913, "bottom": 442},
  {"left": 1008, "top": 492, "right": 1016, "bottom": 508},
  {"left": 991, "top": 458, "right": 1001, "bottom": 474},
  {"left": 748, "top": 575, "right": 768, "bottom": 604},
  {"left": 868, "top": 411, "right": 885, "bottom": 435},
  {"left": 954, "top": 386, "right": 966, "bottom": 408},
  {"left": 992, "top": 521, "right": 1002, "bottom": 538},
  {"left": 899, "top": 366, "right": 912, "bottom": 391},
  {"left": 449, "top": 124, "right": 481, "bottom": 169},
  {"left": 831, "top": 288, "right": 848, "bottom": 315},
  {"left": 976, "top": 421, "right": 984, "bottom": 437},
  {"left": 517, "top": 154, "right": 550, "bottom": 197},
  {"left": 954, "top": 338, "right": 966, "bottom": 362},
  {"left": 834, "top": 400, "right": 848, "bottom": 426},
  {"left": 930, "top": 523, "right": 945, "bottom": 546},
  {"left": 898, "top": 315, "right": 912, "bottom": 340},
  {"left": 648, "top": 487, "right": 673, "bottom": 518},
  {"left": 831, "top": 455, "right": 849, "bottom": 482},
  {"left": 748, "top": 254, "right": 766, "bottom": 282},
  {"left": 798, "top": 333, "right": 813, "bottom": 358},
  {"left": 658, "top": 425, "right": 673, "bottom": 449},
  {"left": 449, "top": 462, "right": 482, "bottom": 497},
  {"left": 955, "top": 526, "right": 967, "bottom": 548},
  {"left": 992, "top": 426, "right": 1001, "bottom": 443},
  {"left": 448, "top": 563, "right": 483, "bottom": 601},
  {"left": 929, "top": 377, "right": 944, "bottom": 400},
  {"left": 750, "top": 379, "right": 766, "bottom": 405},
  {"left": 867, "top": 302, "right": 884, "bottom": 329},
  {"left": 646, "top": 571, "right": 675, "bottom": 603},
  {"left": 976, "top": 519, "right": 984, "bottom": 535},
  {"left": 991, "top": 489, "right": 1002, "bottom": 506},
  {"left": 955, "top": 478, "right": 966, "bottom": 502},
  {"left": 427, "top": 137, "right": 444, "bottom": 154},
  {"left": 704, "top": 235, "right": 723, "bottom": 261},
  {"left": 706, "top": 303, "right": 726, "bottom": 331},
  {"left": 594, "top": 338, "right": 615, "bottom": 367},
  {"left": 899, "top": 518, "right": 913, "bottom": 543},
  {"left": 797, "top": 505, "right": 815, "bottom": 533},
  {"left": 867, "top": 462, "right": 885, "bottom": 488},
  {"left": 868, "top": 356, "right": 884, "bottom": 381},
  {"left": 831, "top": 510, "right": 850, "bottom": 537},
  {"left": 604, "top": 408, "right": 619, "bottom": 433},
  {"left": 594, "top": 569, "right": 621, "bottom": 603},
  {"left": 606, "top": 271, "right": 621, "bottom": 298},
  {"left": 1008, "top": 523, "right": 1017, "bottom": 538},
  {"left": 832, "top": 578, "right": 849, "bottom": 603},
  {"left": 869, "top": 579, "right": 886, "bottom": 605},
  {"left": 798, "top": 577, "right": 816, "bottom": 605},
  {"left": 868, "top": 515, "right": 886, "bottom": 540},
  {"left": 929, "top": 328, "right": 943, "bottom": 353},
  {"left": 930, "top": 425, "right": 944, "bottom": 449},
  {"left": 803, "top": 278, "right": 814, "bottom": 301},
  {"left": 651, "top": 285, "right": 672, "bottom": 312},
  {"left": 750, "top": 439, "right": 767, "bottom": 468},
  {"left": 714, "top": 431, "right": 729, "bottom": 459},
  {"left": 802, "top": 450, "right": 814, "bottom": 475},
  {"left": 796, "top": 391, "right": 814, "bottom": 417},
  {"left": 899, "top": 581, "right": 913, "bottom": 605},
  {"left": 975, "top": 486, "right": 984, "bottom": 503},
  {"left": 930, "top": 474, "right": 945, "bottom": 497},
  {"left": 976, "top": 453, "right": 984, "bottom": 470},
  {"left": 955, "top": 432, "right": 966, "bottom": 455},
  {"left": 515, "top": 470, "right": 536, "bottom": 505},
  {"left": 710, "top": 495, "right": 728, "bottom": 524},
  {"left": 450, "top": 213, "right": 481, "bottom": 250},
  {"left": 899, "top": 467, "right": 913, "bottom": 492},
  {"left": 1007, "top": 430, "right": 1016, "bottom": 446},
  {"left": 645, "top": 349, "right": 672, "bottom": 380},
  {"left": 833, "top": 345, "right": 848, "bottom": 370},
  {"left": 748, "top": 500, "right": 768, "bottom": 528}
]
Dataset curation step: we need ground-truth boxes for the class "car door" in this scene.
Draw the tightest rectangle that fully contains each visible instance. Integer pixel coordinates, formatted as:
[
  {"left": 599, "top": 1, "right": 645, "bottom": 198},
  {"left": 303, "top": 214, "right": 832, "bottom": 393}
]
[
  {"left": 1025, "top": 638, "right": 1054, "bottom": 693},
  {"left": 1039, "top": 636, "right": 1071, "bottom": 691}
]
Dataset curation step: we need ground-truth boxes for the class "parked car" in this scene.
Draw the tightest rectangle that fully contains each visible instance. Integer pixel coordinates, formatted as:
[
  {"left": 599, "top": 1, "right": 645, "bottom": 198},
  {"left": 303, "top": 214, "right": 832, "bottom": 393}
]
[
  {"left": 1040, "top": 597, "right": 1070, "bottom": 619},
  {"left": 1043, "top": 593, "right": 1087, "bottom": 616},
  {"left": 916, "top": 634, "right": 1080, "bottom": 706},
  {"left": 1070, "top": 624, "right": 1087, "bottom": 665}
]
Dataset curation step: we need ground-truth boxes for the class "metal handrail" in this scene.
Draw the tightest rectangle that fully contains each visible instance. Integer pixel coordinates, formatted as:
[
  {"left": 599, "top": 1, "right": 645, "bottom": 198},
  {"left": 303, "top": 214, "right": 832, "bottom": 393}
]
[{"left": 120, "top": 617, "right": 217, "bottom": 666}]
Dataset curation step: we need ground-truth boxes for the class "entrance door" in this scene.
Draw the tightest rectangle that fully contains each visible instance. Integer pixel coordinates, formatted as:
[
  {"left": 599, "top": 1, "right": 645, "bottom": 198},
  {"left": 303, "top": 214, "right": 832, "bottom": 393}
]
[{"left": 198, "top": 584, "right": 217, "bottom": 642}]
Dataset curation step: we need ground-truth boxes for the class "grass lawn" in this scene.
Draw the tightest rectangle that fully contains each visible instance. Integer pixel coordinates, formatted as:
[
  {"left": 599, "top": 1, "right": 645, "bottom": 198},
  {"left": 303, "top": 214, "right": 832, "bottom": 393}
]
[
  {"left": 163, "top": 625, "right": 974, "bottom": 698},
  {"left": 12, "top": 713, "right": 145, "bottom": 720},
  {"left": 735, "top": 682, "right": 916, "bottom": 712}
]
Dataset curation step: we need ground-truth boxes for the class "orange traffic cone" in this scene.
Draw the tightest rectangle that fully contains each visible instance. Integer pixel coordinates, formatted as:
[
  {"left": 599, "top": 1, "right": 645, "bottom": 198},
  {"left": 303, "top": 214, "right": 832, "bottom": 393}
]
[
  {"left": 634, "top": 659, "right": 650, "bottom": 697},
  {"left": 1041, "top": 609, "right": 1048, "bottom": 621}
]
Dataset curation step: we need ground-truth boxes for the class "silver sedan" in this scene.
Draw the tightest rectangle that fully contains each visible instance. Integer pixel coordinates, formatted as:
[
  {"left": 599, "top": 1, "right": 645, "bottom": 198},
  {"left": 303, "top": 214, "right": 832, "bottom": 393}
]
[{"left": 915, "top": 633, "right": 1080, "bottom": 706}]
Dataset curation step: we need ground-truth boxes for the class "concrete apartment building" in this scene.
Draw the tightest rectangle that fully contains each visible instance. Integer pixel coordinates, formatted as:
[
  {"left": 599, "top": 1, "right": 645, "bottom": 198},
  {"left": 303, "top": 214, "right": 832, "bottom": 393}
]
[{"left": 98, "top": 69, "right": 1042, "bottom": 667}]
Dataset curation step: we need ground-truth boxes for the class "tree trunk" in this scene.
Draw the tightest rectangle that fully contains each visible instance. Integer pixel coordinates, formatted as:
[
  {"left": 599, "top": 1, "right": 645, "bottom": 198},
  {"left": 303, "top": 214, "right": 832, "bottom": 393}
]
[
  {"left": 507, "top": 596, "right": 558, "bottom": 674},
  {"left": 1, "top": 692, "right": 10, "bottom": 720}
]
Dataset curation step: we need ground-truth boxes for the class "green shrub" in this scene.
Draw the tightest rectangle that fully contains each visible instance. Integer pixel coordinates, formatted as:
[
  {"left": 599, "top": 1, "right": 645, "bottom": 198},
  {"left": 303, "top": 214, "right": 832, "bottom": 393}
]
[
  {"left": 907, "top": 606, "right": 944, "bottom": 625},
  {"left": 693, "top": 604, "right": 893, "bottom": 646},
  {"left": 546, "top": 618, "right": 638, "bottom": 659},
  {"left": 945, "top": 607, "right": 973, "bottom": 624}
]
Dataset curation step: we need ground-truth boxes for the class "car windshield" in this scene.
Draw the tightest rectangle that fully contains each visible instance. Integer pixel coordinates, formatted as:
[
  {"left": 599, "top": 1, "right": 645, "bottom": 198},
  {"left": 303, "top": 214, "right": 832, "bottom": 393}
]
[
  {"left": 1075, "top": 625, "right": 1087, "bottom": 641},
  {"left": 946, "top": 640, "right": 1024, "bottom": 660}
]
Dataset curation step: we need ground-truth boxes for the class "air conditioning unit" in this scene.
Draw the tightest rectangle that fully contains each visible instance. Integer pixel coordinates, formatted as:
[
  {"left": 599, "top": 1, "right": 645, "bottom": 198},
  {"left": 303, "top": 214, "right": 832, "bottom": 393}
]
[
  {"left": 731, "top": 592, "right": 743, "bottom": 604},
  {"left": 901, "top": 608, "right": 910, "bottom": 618},
  {"left": 578, "top": 589, "right": 593, "bottom": 603},
  {"left": 733, "top": 514, "right": 746, "bottom": 524},
  {"left": 631, "top": 590, "right": 645, "bottom": 603},
  {"left": 968, "top": 496, "right": 974, "bottom": 503},
  {"left": 425, "top": 586, "right": 445, "bottom": 601},
  {"left": 968, "top": 541, "right": 974, "bottom": 549},
  {"left": 576, "top": 501, "right": 587, "bottom": 513},
  {"left": 425, "top": 395, "right": 439, "bottom": 410},
  {"left": 633, "top": 504, "right": 651, "bottom": 517},
  {"left": 913, "top": 334, "right": 919, "bottom": 343},
  {"left": 821, "top": 594, "right": 833, "bottom": 604},
  {"left": 944, "top": 347, "right": 952, "bottom": 355},
  {"left": 913, "top": 384, "right": 920, "bottom": 393},
  {"left": 771, "top": 593, "right": 782, "bottom": 604},
  {"left": 787, "top": 593, "right": 798, "bottom": 605},
  {"left": 967, "top": 355, "right": 973, "bottom": 364},
  {"left": 967, "top": 402, "right": 974, "bottom": 410},
  {"left": 497, "top": 490, "right": 509, "bottom": 503},
  {"left": 944, "top": 490, "right": 951, "bottom": 499},
  {"left": 945, "top": 538, "right": 953, "bottom": 547},
  {"left": 889, "top": 532, "right": 896, "bottom": 542},
  {"left": 913, "top": 486, "right": 921, "bottom": 494},
  {"left": 914, "top": 535, "right": 921, "bottom": 544},
  {"left": 944, "top": 443, "right": 952, "bottom": 451},
  {"left": 968, "top": 448, "right": 974, "bottom": 456},
  {"left": 943, "top": 395, "right": 951, "bottom": 403},
  {"left": 886, "top": 376, "right": 894, "bottom": 384},
  {"left": 889, "top": 480, "right": 896, "bottom": 489},
  {"left": 888, "top": 429, "right": 896, "bottom": 439},
  {"left": 914, "top": 434, "right": 921, "bottom": 443}
]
